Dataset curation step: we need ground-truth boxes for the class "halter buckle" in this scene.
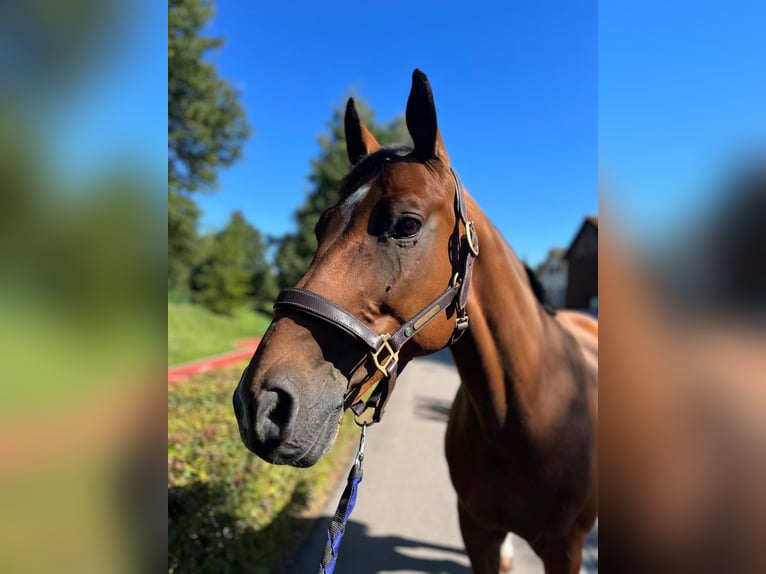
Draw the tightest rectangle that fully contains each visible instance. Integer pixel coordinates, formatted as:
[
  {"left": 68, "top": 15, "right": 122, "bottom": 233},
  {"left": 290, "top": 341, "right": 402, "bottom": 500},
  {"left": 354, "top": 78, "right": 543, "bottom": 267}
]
[
  {"left": 370, "top": 333, "right": 399, "bottom": 377},
  {"left": 451, "top": 311, "right": 469, "bottom": 344}
]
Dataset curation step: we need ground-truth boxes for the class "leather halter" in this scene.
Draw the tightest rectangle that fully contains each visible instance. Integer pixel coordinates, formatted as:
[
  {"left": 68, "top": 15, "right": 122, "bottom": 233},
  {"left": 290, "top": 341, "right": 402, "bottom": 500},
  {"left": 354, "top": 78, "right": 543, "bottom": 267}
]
[{"left": 273, "top": 167, "right": 479, "bottom": 424}]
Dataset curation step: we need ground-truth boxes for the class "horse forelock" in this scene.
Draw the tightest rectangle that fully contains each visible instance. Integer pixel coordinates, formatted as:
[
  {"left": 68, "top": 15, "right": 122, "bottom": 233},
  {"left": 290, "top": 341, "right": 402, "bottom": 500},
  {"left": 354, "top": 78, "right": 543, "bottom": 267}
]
[
  {"left": 339, "top": 144, "right": 415, "bottom": 196},
  {"left": 337, "top": 145, "right": 456, "bottom": 228}
]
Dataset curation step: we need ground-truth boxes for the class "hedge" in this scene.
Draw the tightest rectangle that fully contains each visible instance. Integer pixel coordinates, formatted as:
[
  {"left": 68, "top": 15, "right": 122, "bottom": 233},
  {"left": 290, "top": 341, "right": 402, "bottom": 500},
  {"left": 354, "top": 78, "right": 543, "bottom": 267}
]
[{"left": 168, "top": 365, "right": 358, "bottom": 573}]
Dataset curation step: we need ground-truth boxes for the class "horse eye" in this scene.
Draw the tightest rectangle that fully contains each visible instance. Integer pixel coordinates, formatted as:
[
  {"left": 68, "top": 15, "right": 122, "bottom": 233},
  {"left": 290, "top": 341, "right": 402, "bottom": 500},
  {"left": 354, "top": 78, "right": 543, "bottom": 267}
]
[{"left": 393, "top": 216, "right": 422, "bottom": 239}]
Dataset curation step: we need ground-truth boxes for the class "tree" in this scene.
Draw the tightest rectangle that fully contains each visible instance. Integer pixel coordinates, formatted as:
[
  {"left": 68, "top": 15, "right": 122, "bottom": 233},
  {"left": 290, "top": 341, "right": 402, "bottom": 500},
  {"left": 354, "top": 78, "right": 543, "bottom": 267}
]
[
  {"left": 168, "top": 0, "right": 250, "bottom": 296},
  {"left": 274, "top": 99, "right": 410, "bottom": 289},
  {"left": 168, "top": 0, "right": 250, "bottom": 194},
  {"left": 250, "top": 249, "right": 279, "bottom": 315},
  {"left": 193, "top": 211, "right": 273, "bottom": 315},
  {"left": 168, "top": 189, "right": 202, "bottom": 294}
]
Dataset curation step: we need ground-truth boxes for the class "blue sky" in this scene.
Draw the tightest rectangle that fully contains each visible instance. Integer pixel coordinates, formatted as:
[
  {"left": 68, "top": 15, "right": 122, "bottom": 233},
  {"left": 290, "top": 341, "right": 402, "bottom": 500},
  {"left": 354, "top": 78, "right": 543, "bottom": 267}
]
[
  {"left": 41, "top": 1, "right": 764, "bottom": 267},
  {"left": 600, "top": 2, "right": 766, "bottom": 247},
  {"left": 197, "top": 2, "right": 598, "bottom": 266}
]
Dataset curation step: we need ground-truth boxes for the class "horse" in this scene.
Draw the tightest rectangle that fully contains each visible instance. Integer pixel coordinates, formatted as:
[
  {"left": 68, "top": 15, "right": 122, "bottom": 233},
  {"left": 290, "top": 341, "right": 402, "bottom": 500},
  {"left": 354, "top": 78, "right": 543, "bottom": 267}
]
[{"left": 233, "top": 69, "right": 598, "bottom": 574}]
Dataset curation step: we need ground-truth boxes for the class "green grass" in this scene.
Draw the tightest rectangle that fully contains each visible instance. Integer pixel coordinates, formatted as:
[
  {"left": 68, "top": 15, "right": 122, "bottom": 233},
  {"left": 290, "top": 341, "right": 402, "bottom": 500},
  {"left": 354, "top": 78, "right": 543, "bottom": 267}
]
[
  {"left": 168, "top": 302, "right": 272, "bottom": 366},
  {"left": 168, "top": 365, "right": 358, "bottom": 573}
]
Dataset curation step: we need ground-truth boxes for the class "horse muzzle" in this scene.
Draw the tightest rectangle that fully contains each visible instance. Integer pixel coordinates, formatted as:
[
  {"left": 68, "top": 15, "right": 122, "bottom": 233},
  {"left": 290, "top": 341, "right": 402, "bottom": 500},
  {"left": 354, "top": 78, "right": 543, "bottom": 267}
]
[{"left": 233, "top": 364, "right": 346, "bottom": 467}]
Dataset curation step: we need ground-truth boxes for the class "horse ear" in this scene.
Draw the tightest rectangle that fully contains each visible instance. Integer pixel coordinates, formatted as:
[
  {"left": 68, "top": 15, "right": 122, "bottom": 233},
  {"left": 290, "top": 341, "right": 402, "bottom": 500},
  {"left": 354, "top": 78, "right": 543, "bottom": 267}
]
[
  {"left": 344, "top": 98, "right": 381, "bottom": 165},
  {"left": 406, "top": 69, "right": 449, "bottom": 163}
]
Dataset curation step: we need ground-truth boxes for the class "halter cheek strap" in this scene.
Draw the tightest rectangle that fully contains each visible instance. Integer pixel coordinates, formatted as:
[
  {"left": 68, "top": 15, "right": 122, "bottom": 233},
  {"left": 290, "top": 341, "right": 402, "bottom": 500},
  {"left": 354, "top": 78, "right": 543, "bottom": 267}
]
[{"left": 272, "top": 167, "right": 479, "bottom": 424}]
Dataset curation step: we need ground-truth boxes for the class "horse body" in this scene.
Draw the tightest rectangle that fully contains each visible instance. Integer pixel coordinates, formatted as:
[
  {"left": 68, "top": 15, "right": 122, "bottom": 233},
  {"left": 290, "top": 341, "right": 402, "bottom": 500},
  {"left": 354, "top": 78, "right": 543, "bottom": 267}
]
[
  {"left": 444, "top": 196, "right": 597, "bottom": 574},
  {"left": 233, "top": 70, "right": 597, "bottom": 573}
]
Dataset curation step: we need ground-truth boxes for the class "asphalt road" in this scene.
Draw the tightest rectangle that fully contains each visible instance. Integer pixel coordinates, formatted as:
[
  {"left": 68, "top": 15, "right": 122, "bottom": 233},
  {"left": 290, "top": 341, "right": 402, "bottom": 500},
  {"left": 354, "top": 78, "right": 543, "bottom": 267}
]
[{"left": 288, "top": 351, "right": 596, "bottom": 574}]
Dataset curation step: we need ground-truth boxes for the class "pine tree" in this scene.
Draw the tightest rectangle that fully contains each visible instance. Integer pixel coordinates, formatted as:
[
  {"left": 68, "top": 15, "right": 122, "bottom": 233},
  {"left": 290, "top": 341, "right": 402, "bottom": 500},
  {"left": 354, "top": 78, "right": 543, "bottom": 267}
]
[
  {"left": 168, "top": 0, "right": 249, "bottom": 194},
  {"left": 168, "top": 0, "right": 250, "bottom": 294}
]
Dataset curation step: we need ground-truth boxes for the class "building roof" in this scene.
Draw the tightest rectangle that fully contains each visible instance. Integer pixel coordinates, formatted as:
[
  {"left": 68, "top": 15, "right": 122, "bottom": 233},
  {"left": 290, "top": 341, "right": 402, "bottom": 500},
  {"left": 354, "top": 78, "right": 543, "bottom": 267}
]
[{"left": 565, "top": 215, "right": 598, "bottom": 260}]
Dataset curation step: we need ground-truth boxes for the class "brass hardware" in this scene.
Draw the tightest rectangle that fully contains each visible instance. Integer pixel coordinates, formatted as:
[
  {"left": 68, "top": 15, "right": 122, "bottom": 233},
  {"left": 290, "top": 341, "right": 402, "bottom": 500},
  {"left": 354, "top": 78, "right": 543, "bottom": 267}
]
[
  {"left": 354, "top": 407, "right": 376, "bottom": 427},
  {"left": 413, "top": 305, "right": 441, "bottom": 330},
  {"left": 370, "top": 333, "right": 399, "bottom": 377},
  {"left": 465, "top": 221, "right": 480, "bottom": 257},
  {"left": 451, "top": 313, "right": 470, "bottom": 343}
]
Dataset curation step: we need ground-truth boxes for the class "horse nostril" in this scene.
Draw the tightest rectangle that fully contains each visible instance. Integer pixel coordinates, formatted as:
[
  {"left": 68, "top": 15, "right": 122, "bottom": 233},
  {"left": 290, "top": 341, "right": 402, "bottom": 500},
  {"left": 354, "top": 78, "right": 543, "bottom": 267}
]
[
  {"left": 253, "top": 386, "right": 297, "bottom": 450},
  {"left": 266, "top": 389, "right": 293, "bottom": 426}
]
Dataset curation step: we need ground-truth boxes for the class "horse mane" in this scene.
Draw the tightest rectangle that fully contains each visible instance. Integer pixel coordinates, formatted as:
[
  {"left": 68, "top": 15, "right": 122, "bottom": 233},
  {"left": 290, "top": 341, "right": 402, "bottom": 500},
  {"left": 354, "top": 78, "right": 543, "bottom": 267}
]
[{"left": 524, "top": 264, "right": 557, "bottom": 316}]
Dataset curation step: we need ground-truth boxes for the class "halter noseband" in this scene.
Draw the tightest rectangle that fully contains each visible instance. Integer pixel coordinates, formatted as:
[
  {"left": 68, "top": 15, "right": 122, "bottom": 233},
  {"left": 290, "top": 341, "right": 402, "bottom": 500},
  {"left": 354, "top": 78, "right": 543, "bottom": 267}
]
[{"left": 273, "top": 167, "right": 479, "bottom": 424}]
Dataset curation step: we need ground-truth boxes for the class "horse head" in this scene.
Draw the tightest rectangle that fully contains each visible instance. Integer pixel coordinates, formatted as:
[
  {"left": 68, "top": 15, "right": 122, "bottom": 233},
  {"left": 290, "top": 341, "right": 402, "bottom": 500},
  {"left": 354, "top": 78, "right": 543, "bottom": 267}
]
[{"left": 233, "top": 70, "right": 477, "bottom": 467}]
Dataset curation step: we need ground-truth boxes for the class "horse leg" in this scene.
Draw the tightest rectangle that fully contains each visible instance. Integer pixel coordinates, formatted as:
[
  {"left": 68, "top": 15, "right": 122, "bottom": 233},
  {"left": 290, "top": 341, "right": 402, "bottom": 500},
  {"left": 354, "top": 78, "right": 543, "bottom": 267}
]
[
  {"left": 457, "top": 503, "right": 506, "bottom": 574},
  {"left": 499, "top": 533, "right": 514, "bottom": 572},
  {"left": 539, "top": 529, "right": 587, "bottom": 574}
]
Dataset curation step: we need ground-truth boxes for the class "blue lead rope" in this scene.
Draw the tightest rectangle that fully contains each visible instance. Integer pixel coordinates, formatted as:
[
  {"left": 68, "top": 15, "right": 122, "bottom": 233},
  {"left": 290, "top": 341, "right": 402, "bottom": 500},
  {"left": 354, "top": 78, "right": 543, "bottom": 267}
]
[{"left": 318, "top": 424, "right": 367, "bottom": 574}]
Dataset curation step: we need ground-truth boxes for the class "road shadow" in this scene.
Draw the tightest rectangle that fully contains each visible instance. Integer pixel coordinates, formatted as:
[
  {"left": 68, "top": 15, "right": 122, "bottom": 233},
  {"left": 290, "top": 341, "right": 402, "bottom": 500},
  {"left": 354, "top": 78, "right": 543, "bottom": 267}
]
[
  {"left": 169, "top": 481, "right": 316, "bottom": 573},
  {"left": 289, "top": 517, "right": 470, "bottom": 574},
  {"left": 169, "top": 479, "right": 470, "bottom": 573},
  {"left": 414, "top": 395, "right": 453, "bottom": 423}
]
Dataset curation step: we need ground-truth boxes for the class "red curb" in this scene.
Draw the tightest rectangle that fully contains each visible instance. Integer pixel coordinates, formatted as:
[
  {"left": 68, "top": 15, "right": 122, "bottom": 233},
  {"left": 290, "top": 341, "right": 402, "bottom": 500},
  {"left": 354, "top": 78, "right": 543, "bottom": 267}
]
[
  {"left": 168, "top": 339, "right": 260, "bottom": 384},
  {"left": 233, "top": 337, "right": 261, "bottom": 349}
]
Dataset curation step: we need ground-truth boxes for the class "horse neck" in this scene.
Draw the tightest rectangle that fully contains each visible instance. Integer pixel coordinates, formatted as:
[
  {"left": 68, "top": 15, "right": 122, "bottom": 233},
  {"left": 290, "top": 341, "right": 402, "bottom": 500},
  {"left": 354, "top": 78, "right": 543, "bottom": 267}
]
[{"left": 449, "top": 195, "right": 554, "bottom": 440}]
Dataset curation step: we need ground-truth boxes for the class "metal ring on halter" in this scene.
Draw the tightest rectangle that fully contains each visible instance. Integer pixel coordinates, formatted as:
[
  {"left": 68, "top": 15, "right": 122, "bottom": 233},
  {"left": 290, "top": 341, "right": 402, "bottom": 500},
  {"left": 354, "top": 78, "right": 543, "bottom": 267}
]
[
  {"left": 353, "top": 406, "right": 376, "bottom": 427},
  {"left": 465, "top": 221, "right": 480, "bottom": 257}
]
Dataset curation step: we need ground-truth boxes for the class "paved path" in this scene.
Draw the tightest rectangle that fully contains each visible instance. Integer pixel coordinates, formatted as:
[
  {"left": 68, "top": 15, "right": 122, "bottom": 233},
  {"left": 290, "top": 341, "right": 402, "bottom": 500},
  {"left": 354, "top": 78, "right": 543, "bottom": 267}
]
[{"left": 288, "top": 351, "right": 570, "bottom": 574}]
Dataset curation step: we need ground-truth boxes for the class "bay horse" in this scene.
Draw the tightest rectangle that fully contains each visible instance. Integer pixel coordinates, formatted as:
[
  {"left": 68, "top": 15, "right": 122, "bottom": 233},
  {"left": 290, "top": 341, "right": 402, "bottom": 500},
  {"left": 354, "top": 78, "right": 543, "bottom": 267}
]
[{"left": 233, "top": 70, "right": 598, "bottom": 574}]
